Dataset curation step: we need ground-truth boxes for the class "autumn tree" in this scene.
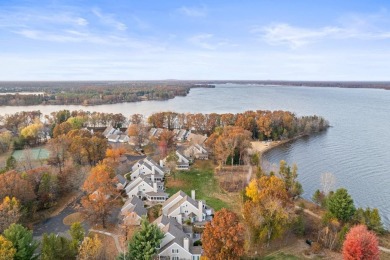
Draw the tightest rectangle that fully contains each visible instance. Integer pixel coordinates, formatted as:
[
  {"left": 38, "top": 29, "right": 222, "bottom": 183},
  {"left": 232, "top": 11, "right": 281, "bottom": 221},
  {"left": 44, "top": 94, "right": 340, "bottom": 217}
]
[
  {"left": 20, "top": 121, "right": 44, "bottom": 146},
  {"left": 343, "top": 225, "right": 379, "bottom": 260},
  {"left": 243, "top": 175, "right": 293, "bottom": 246},
  {"left": 327, "top": 188, "right": 356, "bottom": 222},
  {"left": 37, "top": 172, "right": 58, "bottom": 208},
  {"left": 128, "top": 114, "right": 149, "bottom": 148},
  {"left": 52, "top": 122, "right": 72, "bottom": 138},
  {"left": 279, "top": 160, "right": 302, "bottom": 197},
  {"left": 47, "top": 135, "right": 70, "bottom": 173},
  {"left": 0, "top": 131, "right": 13, "bottom": 153},
  {"left": 157, "top": 129, "right": 176, "bottom": 158},
  {"left": 81, "top": 163, "right": 117, "bottom": 228},
  {"left": 0, "top": 235, "right": 16, "bottom": 260},
  {"left": 0, "top": 197, "right": 21, "bottom": 233},
  {"left": 0, "top": 171, "right": 36, "bottom": 203},
  {"left": 3, "top": 224, "right": 39, "bottom": 260},
  {"left": 117, "top": 218, "right": 164, "bottom": 260},
  {"left": 78, "top": 235, "right": 102, "bottom": 260},
  {"left": 202, "top": 208, "right": 245, "bottom": 260}
]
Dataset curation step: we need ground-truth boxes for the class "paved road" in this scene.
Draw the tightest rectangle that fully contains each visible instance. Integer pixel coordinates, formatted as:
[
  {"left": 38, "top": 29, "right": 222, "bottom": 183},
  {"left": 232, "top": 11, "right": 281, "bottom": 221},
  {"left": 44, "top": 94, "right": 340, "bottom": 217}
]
[{"left": 33, "top": 196, "right": 89, "bottom": 238}]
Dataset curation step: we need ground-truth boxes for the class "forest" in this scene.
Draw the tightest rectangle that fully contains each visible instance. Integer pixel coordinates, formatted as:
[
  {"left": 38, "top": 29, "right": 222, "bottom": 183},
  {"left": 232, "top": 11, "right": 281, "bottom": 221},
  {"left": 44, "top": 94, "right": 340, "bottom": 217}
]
[{"left": 0, "top": 81, "right": 214, "bottom": 106}]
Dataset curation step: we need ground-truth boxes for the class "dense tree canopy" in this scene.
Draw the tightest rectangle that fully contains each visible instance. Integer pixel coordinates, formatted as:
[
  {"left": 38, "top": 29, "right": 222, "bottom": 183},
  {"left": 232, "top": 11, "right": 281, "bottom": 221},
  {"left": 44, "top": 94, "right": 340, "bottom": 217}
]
[
  {"left": 327, "top": 188, "right": 356, "bottom": 222},
  {"left": 202, "top": 208, "right": 245, "bottom": 260}
]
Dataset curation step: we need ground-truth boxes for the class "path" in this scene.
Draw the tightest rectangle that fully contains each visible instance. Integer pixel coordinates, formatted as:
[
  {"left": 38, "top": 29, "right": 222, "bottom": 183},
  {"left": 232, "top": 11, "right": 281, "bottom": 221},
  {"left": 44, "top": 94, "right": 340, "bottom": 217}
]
[
  {"left": 90, "top": 229, "right": 123, "bottom": 254},
  {"left": 295, "top": 205, "right": 390, "bottom": 253},
  {"left": 246, "top": 165, "right": 252, "bottom": 184}
]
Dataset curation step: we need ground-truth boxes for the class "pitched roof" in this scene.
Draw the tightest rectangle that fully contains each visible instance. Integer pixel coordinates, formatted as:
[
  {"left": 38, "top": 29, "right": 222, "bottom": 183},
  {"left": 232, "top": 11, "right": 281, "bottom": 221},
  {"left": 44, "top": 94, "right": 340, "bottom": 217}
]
[
  {"left": 162, "top": 190, "right": 187, "bottom": 208},
  {"left": 116, "top": 174, "right": 127, "bottom": 185},
  {"left": 121, "top": 196, "right": 147, "bottom": 217}
]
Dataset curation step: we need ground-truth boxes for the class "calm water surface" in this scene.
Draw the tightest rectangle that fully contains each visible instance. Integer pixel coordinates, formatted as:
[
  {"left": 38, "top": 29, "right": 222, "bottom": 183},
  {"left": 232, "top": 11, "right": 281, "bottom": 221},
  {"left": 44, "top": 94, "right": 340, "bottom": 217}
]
[{"left": 1, "top": 84, "right": 390, "bottom": 227}]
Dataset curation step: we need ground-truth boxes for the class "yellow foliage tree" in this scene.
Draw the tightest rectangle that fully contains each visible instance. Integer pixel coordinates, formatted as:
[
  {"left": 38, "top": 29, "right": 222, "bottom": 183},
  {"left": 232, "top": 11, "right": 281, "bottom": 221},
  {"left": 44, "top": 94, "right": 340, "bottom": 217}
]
[
  {"left": 0, "top": 196, "right": 21, "bottom": 233},
  {"left": 78, "top": 235, "right": 102, "bottom": 260},
  {"left": 0, "top": 235, "right": 16, "bottom": 260}
]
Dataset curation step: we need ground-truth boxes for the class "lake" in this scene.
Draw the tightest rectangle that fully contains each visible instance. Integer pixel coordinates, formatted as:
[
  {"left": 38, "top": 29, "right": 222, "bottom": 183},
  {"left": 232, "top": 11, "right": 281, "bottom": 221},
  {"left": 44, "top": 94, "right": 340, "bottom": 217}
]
[{"left": 1, "top": 84, "right": 390, "bottom": 227}]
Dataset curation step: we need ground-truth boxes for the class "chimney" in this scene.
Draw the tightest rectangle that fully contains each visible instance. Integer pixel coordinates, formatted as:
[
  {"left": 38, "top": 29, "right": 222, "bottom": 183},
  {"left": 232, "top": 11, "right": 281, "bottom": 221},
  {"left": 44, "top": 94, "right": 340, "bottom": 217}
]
[
  {"left": 151, "top": 174, "right": 155, "bottom": 183},
  {"left": 191, "top": 190, "right": 196, "bottom": 200},
  {"left": 153, "top": 182, "right": 158, "bottom": 193},
  {"left": 197, "top": 200, "right": 203, "bottom": 222},
  {"left": 183, "top": 237, "right": 189, "bottom": 252},
  {"left": 159, "top": 160, "right": 164, "bottom": 167},
  {"left": 152, "top": 165, "right": 155, "bottom": 175}
]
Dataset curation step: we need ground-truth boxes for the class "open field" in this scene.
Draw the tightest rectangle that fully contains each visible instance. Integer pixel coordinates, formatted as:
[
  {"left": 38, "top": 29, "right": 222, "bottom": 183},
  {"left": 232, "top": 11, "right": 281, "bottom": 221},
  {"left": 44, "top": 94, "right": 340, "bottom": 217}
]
[{"left": 165, "top": 160, "right": 234, "bottom": 211}]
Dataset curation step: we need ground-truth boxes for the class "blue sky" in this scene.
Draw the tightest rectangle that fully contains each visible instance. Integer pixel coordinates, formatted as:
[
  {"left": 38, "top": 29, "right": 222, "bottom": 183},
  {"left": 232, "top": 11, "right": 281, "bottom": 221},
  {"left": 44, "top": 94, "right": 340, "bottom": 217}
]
[{"left": 1, "top": 0, "right": 390, "bottom": 80}]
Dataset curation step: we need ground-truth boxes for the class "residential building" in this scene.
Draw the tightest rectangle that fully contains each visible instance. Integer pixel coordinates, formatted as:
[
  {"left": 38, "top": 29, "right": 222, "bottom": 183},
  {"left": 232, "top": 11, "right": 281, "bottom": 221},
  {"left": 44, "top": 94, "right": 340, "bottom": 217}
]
[
  {"left": 121, "top": 196, "right": 147, "bottom": 226},
  {"left": 161, "top": 151, "right": 190, "bottom": 171},
  {"left": 161, "top": 190, "right": 213, "bottom": 225},
  {"left": 154, "top": 216, "right": 202, "bottom": 260},
  {"left": 126, "top": 157, "right": 166, "bottom": 180},
  {"left": 125, "top": 174, "right": 168, "bottom": 203},
  {"left": 183, "top": 144, "right": 209, "bottom": 161},
  {"left": 187, "top": 133, "right": 208, "bottom": 145}
]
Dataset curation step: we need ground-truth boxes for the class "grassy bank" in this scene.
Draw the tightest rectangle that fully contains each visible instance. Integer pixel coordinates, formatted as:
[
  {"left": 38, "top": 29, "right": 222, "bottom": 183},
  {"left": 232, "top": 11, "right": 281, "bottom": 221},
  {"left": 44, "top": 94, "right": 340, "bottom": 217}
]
[{"left": 165, "top": 160, "right": 231, "bottom": 211}]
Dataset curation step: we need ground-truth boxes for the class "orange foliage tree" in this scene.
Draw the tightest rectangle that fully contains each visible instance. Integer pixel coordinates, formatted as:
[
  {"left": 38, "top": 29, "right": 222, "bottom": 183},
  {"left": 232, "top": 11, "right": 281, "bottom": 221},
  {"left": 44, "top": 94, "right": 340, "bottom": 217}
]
[
  {"left": 81, "top": 163, "right": 118, "bottom": 228},
  {"left": 342, "top": 225, "right": 379, "bottom": 260},
  {"left": 0, "top": 171, "right": 36, "bottom": 203},
  {"left": 202, "top": 208, "right": 245, "bottom": 260}
]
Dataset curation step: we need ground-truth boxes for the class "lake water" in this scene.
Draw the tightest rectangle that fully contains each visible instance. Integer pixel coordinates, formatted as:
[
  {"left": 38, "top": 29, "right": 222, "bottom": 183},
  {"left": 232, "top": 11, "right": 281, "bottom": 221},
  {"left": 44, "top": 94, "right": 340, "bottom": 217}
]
[{"left": 1, "top": 84, "right": 390, "bottom": 227}]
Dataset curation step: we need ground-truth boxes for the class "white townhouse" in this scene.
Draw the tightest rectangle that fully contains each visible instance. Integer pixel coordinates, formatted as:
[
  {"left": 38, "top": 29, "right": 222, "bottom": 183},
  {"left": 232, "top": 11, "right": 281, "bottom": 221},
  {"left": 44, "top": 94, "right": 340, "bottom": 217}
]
[
  {"left": 102, "top": 126, "right": 121, "bottom": 138},
  {"left": 127, "top": 157, "right": 166, "bottom": 181},
  {"left": 161, "top": 151, "right": 190, "bottom": 171},
  {"left": 173, "top": 129, "right": 189, "bottom": 142},
  {"left": 120, "top": 196, "right": 147, "bottom": 226},
  {"left": 125, "top": 174, "right": 168, "bottom": 203},
  {"left": 183, "top": 144, "right": 209, "bottom": 161},
  {"left": 154, "top": 216, "right": 202, "bottom": 260},
  {"left": 161, "top": 190, "right": 213, "bottom": 225}
]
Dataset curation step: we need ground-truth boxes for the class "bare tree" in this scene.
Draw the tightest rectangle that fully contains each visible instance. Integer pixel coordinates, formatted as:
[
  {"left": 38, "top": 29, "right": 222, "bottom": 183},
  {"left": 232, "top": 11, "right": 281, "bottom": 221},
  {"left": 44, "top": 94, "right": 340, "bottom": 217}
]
[{"left": 321, "top": 172, "right": 336, "bottom": 195}]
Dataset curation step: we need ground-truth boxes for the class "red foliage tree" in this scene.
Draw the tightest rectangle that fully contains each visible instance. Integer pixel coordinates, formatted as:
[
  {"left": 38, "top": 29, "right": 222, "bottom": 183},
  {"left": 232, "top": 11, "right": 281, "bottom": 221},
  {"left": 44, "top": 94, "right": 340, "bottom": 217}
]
[{"left": 343, "top": 224, "right": 379, "bottom": 260}]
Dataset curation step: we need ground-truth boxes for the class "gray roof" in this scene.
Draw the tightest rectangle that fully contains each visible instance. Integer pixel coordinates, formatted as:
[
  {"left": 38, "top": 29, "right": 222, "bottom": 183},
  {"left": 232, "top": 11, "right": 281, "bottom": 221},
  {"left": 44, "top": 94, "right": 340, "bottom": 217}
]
[
  {"left": 162, "top": 190, "right": 187, "bottom": 208},
  {"left": 116, "top": 174, "right": 127, "bottom": 185},
  {"left": 102, "top": 126, "right": 114, "bottom": 136},
  {"left": 122, "top": 196, "right": 147, "bottom": 217}
]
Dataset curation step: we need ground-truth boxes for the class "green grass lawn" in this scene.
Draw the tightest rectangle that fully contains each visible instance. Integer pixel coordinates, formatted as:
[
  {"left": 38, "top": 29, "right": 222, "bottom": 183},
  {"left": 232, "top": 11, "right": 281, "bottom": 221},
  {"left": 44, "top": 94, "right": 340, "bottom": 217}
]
[
  {"left": 260, "top": 252, "right": 300, "bottom": 260},
  {"left": 165, "top": 161, "right": 230, "bottom": 211}
]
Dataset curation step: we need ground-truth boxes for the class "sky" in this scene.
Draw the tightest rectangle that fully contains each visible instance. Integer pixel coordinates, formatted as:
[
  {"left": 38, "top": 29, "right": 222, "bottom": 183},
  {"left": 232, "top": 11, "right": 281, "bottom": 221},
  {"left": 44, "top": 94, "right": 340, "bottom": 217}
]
[{"left": 1, "top": 0, "right": 390, "bottom": 80}]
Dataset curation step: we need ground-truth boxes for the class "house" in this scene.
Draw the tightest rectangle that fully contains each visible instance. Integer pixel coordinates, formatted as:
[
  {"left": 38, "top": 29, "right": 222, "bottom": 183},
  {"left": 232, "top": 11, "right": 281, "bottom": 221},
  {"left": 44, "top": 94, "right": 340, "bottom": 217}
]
[
  {"left": 161, "top": 190, "right": 213, "bottom": 225},
  {"left": 154, "top": 216, "right": 202, "bottom": 260},
  {"left": 116, "top": 174, "right": 128, "bottom": 190},
  {"left": 173, "top": 129, "right": 189, "bottom": 142},
  {"left": 121, "top": 196, "right": 147, "bottom": 226},
  {"left": 187, "top": 133, "right": 208, "bottom": 145},
  {"left": 125, "top": 174, "right": 168, "bottom": 203},
  {"left": 126, "top": 157, "right": 166, "bottom": 181},
  {"left": 102, "top": 126, "right": 121, "bottom": 138},
  {"left": 149, "top": 128, "right": 164, "bottom": 139},
  {"left": 183, "top": 144, "right": 209, "bottom": 161},
  {"left": 161, "top": 151, "right": 190, "bottom": 171}
]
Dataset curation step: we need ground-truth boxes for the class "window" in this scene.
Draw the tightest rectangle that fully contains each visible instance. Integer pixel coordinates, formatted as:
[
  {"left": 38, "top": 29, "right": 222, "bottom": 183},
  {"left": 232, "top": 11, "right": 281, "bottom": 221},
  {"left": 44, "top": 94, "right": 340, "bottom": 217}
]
[
  {"left": 172, "top": 257, "right": 179, "bottom": 260},
  {"left": 192, "top": 256, "right": 200, "bottom": 260},
  {"left": 171, "top": 249, "right": 179, "bottom": 254}
]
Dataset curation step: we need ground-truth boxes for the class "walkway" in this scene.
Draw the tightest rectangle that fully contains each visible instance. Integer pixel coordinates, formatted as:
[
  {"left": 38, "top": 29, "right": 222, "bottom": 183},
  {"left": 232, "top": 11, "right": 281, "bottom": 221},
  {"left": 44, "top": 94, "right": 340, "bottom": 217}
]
[{"left": 89, "top": 228, "right": 123, "bottom": 255}]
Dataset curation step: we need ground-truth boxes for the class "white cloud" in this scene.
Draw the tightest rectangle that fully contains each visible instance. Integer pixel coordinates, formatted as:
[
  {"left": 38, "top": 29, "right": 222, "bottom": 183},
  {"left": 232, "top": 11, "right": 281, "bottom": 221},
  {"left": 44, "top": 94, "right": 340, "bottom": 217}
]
[
  {"left": 92, "top": 8, "right": 127, "bottom": 31},
  {"left": 256, "top": 11, "right": 390, "bottom": 48},
  {"left": 178, "top": 6, "right": 207, "bottom": 17},
  {"left": 188, "top": 34, "right": 234, "bottom": 50},
  {"left": 257, "top": 23, "right": 343, "bottom": 48}
]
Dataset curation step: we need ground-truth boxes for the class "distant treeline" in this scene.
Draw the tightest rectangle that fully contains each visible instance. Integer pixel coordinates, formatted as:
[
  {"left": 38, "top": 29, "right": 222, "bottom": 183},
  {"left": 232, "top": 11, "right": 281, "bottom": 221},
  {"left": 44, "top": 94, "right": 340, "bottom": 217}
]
[
  {"left": 148, "top": 110, "right": 329, "bottom": 140},
  {"left": 0, "top": 81, "right": 215, "bottom": 106}
]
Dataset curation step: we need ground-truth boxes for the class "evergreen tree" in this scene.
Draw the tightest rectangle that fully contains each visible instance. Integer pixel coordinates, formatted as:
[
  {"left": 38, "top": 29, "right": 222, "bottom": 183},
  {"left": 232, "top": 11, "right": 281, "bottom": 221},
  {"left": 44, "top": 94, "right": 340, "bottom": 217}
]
[
  {"left": 327, "top": 188, "right": 355, "bottom": 222},
  {"left": 69, "top": 222, "right": 85, "bottom": 253},
  {"left": 117, "top": 218, "right": 164, "bottom": 260},
  {"left": 41, "top": 233, "right": 76, "bottom": 260},
  {"left": 3, "top": 224, "right": 39, "bottom": 260}
]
